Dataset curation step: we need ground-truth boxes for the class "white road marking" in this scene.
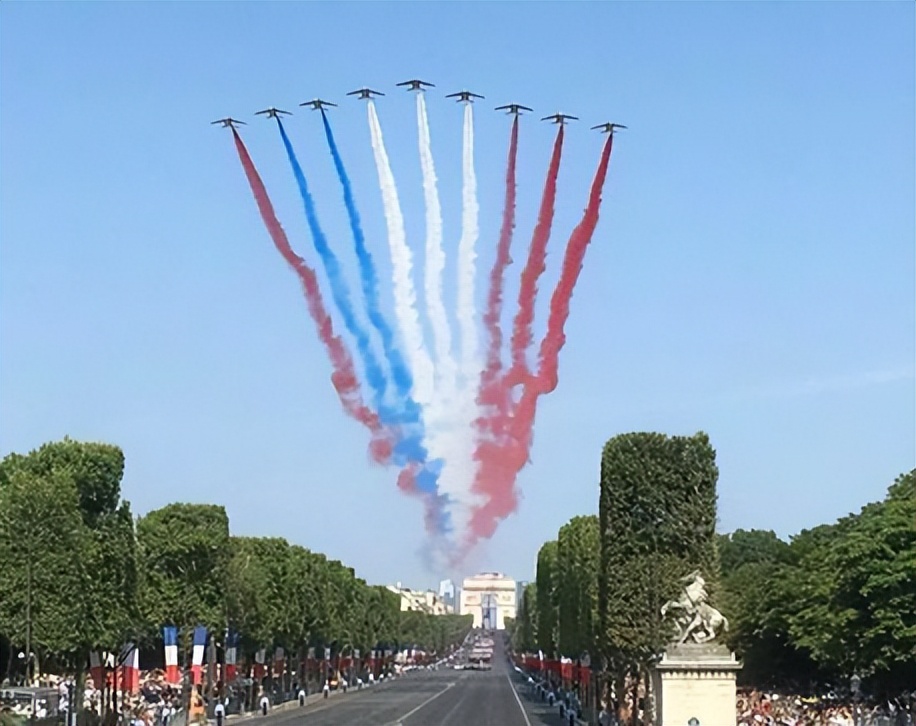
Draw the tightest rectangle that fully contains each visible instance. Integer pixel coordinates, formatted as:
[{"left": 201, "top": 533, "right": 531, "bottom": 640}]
[
  {"left": 385, "top": 682, "right": 456, "bottom": 726},
  {"left": 507, "top": 673, "right": 533, "bottom": 726}
]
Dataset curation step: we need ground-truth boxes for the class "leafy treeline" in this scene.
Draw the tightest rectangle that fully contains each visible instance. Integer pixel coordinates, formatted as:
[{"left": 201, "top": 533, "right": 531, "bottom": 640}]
[
  {"left": 716, "top": 469, "right": 916, "bottom": 691},
  {"left": 0, "top": 438, "right": 471, "bottom": 684},
  {"left": 510, "top": 430, "right": 916, "bottom": 696}
]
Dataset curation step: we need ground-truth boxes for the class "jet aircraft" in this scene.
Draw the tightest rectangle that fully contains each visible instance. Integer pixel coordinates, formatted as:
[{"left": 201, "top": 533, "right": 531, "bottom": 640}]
[
  {"left": 300, "top": 99, "right": 337, "bottom": 111},
  {"left": 541, "top": 113, "right": 579, "bottom": 126},
  {"left": 347, "top": 88, "right": 385, "bottom": 99},
  {"left": 591, "top": 122, "right": 627, "bottom": 134},
  {"left": 495, "top": 103, "right": 533, "bottom": 115},
  {"left": 446, "top": 90, "right": 484, "bottom": 103},
  {"left": 254, "top": 107, "right": 292, "bottom": 119},
  {"left": 396, "top": 79, "right": 435, "bottom": 91},
  {"left": 211, "top": 118, "right": 247, "bottom": 128}
]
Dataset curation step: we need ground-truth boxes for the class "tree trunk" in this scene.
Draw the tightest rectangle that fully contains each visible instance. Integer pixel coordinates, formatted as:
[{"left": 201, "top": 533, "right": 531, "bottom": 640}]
[
  {"left": 642, "top": 663, "right": 655, "bottom": 725},
  {"left": 629, "top": 666, "right": 640, "bottom": 726}
]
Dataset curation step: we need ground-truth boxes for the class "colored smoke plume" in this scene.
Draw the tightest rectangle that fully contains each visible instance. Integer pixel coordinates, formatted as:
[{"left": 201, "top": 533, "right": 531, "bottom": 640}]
[
  {"left": 467, "top": 133, "right": 615, "bottom": 547},
  {"left": 507, "top": 125, "right": 565, "bottom": 386},
  {"left": 276, "top": 119, "right": 389, "bottom": 406},
  {"left": 230, "top": 128, "right": 393, "bottom": 464},
  {"left": 320, "top": 110, "right": 413, "bottom": 400}
]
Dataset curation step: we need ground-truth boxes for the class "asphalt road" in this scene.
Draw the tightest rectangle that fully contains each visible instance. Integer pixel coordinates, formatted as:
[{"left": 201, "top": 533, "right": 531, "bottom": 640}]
[{"left": 254, "top": 643, "right": 569, "bottom": 726}]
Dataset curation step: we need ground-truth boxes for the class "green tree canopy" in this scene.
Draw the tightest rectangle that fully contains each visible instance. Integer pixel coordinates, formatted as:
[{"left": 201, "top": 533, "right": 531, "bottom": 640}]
[
  {"left": 511, "top": 583, "right": 537, "bottom": 654},
  {"left": 0, "top": 439, "right": 138, "bottom": 655},
  {"left": 536, "top": 540, "right": 559, "bottom": 657},
  {"left": 557, "top": 515, "right": 599, "bottom": 660},
  {"left": 786, "top": 471, "right": 916, "bottom": 686},
  {"left": 137, "top": 503, "right": 230, "bottom": 635},
  {"left": 599, "top": 431, "right": 719, "bottom": 674},
  {"left": 0, "top": 468, "right": 89, "bottom": 655}
]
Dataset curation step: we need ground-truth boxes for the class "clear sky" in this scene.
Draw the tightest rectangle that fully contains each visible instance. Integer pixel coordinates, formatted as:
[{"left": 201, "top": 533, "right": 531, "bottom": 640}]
[{"left": 2, "top": 2, "right": 913, "bottom": 591}]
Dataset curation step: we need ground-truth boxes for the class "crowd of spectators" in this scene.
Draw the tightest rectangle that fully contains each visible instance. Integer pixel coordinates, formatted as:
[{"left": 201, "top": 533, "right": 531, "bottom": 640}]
[{"left": 736, "top": 688, "right": 915, "bottom": 726}]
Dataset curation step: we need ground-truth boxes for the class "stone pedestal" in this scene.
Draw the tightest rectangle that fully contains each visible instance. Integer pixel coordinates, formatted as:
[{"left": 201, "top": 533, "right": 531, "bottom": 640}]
[{"left": 651, "top": 644, "right": 741, "bottom": 726}]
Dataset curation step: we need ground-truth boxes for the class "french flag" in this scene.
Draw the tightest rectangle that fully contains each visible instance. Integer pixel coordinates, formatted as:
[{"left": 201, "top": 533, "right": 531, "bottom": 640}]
[
  {"left": 118, "top": 644, "right": 139, "bottom": 694},
  {"left": 225, "top": 631, "right": 238, "bottom": 683},
  {"left": 253, "top": 648, "right": 266, "bottom": 681},
  {"left": 163, "top": 627, "right": 180, "bottom": 684},
  {"left": 89, "top": 651, "right": 105, "bottom": 689},
  {"left": 191, "top": 626, "right": 208, "bottom": 686}
]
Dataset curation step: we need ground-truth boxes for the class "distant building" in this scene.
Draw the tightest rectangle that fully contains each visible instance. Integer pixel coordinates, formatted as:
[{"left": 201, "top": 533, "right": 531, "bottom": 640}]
[
  {"left": 387, "top": 583, "right": 452, "bottom": 615},
  {"left": 438, "top": 579, "right": 457, "bottom": 611},
  {"left": 515, "top": 580, "right": 529, "bottom": 607},
  {"left": 459, "top": 572, "right": 516, "bottom": 630}
]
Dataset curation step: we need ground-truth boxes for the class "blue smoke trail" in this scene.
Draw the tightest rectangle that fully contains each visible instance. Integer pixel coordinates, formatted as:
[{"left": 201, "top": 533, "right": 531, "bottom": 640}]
[
  {"left": 317, "top": 113, "right": 442, "bottom": 479},
  {"left": 277, "top": 120, "right": 443, "bottom": 518},
  {"left": 321, "top": 110, "right": 413, "bottom": 399},
  {"left": 276, "top": 119, "right": 390, "bottom": 408}
]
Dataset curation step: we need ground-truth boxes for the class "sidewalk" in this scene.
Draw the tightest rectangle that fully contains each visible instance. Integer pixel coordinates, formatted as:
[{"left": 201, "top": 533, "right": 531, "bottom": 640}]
[{"left": 509, "top": 666, "right": 590, "bottom": 726}]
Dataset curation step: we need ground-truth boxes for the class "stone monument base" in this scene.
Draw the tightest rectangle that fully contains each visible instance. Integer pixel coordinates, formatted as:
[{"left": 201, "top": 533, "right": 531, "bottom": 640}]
[{"left": 651, "top": 643, "right": 741, "bottom": 726}]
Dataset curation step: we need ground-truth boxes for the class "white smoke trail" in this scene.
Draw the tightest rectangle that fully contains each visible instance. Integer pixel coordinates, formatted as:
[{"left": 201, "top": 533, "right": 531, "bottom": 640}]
[
  {"left": 416, "top": 93, "right": 457, "bottom": 396},
  {"left": 366, "top": 101, "right": 434, "bottom": 406},
  {"left": 415, "top": 95, "right": 483, "bottom": 539},
  {"left": 442, "top": 102, "right": 486, "bottom": 540},
  {"left": 457, "top": 102, "right": 481, "bottom": 387},
  {"left": 367, "top": 100, "right": 476, "bottom": 539}
]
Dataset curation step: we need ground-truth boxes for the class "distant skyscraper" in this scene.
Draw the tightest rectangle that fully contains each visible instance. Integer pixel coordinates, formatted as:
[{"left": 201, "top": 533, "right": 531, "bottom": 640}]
[
  {"left": 438, "top": 579, "right": 456, "bottom": 610},
  {"left": 516, "top": 580, "right": 529, "bottom": 606}
]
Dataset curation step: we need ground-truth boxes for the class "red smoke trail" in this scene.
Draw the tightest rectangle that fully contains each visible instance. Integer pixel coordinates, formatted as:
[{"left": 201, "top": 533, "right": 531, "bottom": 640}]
[
  {"left": 230, "top": 129, "right": 393, "bottom": 464},
  {"left": 481, "top": 115, "right": 519, "bottom": 388},
  {"left": 476, "top": 116, "right": 519, "bottom": 452},
  {"left": 468, "top": 134, "right": 615, "bottom": 544},
  {"left": 506, "top": 126, "right": 564, "bottom": 387}
]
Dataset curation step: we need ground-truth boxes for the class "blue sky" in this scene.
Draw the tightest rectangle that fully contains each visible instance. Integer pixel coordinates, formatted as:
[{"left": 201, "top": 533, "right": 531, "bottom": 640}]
[{"left": 2, "top": 2, "right": 913, "bottom": 590}]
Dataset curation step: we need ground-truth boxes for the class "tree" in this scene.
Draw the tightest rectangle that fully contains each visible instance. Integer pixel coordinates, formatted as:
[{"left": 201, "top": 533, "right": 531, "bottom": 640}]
[
  {"left": 361, "top": 586, "right": 400, "bottom": 653},
  {"left": 137, "top": 503, "right": 231, "bottom": 639},
  {"left": 0, "top": 468, "right": 89, "bottom": 666},
  {"left": 557, "top": 516, "right": 600, "bottom": 660},
  {"left": 227, "top": 537, "right": 284, "bottom": 655},
  {"left": 0, "top": 438, "right": 125, "bottom": 529},
  {"left": 719, "top": 529, "right": 792, "bottom": 573},
  {"left": 536, "top": 540, "right": 559, "bottom": 657},
  {"left": 786, "top": 470, "right": 916, "bottom": 688},
  {"left": 717, "top": 530, "right": 817, "bottom": 685},
  {"left": 599, "top": 431, "right": 720, "bottom": 714},
  {"left": 0, "top": 440, "right": 139, "bottom": 652},
  {"left": 511, "top": 583, "right": 538, "bottom": 654}
]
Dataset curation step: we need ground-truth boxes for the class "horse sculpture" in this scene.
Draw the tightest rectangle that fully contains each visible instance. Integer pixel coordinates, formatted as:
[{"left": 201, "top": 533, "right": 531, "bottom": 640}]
[{"left": 660, "top": 570, "right": 730, "bottom": 645}]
